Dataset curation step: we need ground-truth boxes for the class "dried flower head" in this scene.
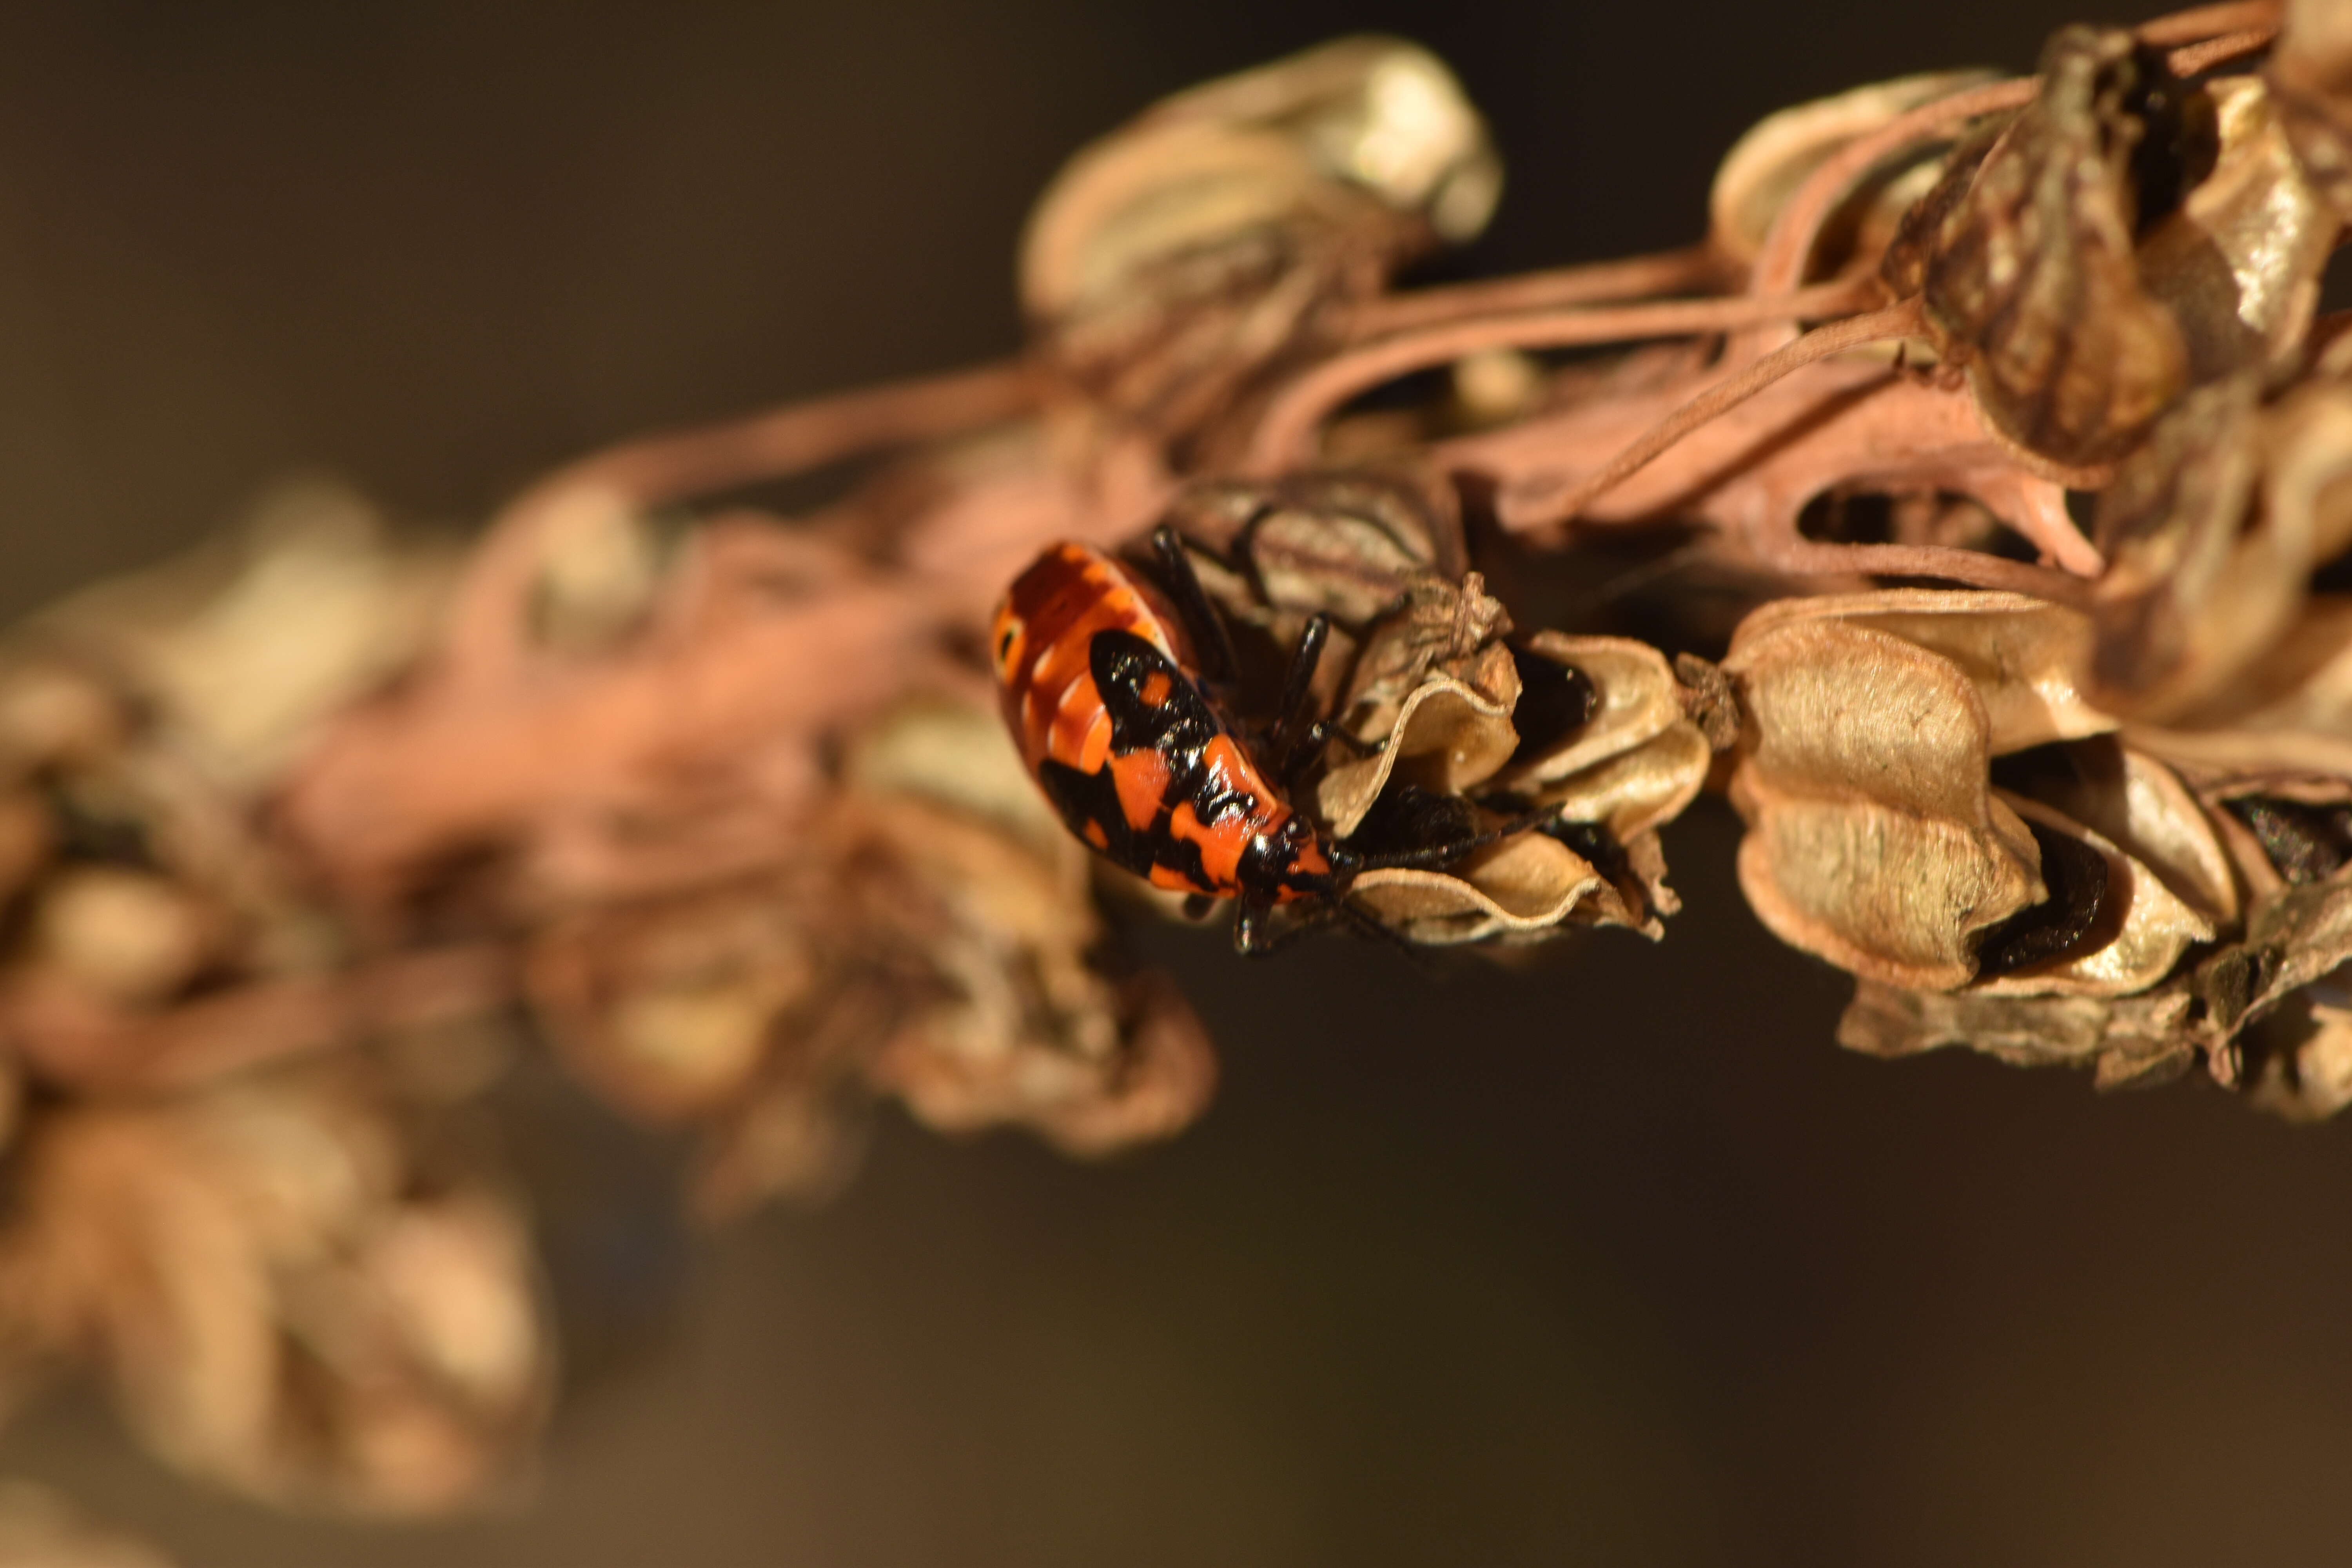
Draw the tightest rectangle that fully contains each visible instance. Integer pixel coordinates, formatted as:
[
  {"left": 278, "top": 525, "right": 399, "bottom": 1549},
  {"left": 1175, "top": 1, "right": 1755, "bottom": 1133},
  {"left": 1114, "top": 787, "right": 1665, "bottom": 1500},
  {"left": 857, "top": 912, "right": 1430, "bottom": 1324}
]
[{"left": 1022, "top": 37, "right": 1499, "bottom": 447}]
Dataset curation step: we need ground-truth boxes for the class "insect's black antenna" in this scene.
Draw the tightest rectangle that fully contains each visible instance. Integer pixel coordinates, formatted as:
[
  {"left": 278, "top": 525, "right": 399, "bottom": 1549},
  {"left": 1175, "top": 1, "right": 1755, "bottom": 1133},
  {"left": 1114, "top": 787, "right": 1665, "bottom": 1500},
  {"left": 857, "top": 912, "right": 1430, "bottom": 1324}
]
[{"left": 1149, "top": 524, "right": 1241, "bottom": 687}]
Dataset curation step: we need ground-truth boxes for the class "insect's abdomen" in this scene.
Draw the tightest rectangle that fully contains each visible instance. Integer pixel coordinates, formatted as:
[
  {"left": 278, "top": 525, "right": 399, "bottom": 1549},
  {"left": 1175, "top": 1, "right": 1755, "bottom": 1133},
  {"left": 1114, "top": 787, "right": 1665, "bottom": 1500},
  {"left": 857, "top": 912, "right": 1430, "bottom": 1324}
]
[
  {"left": 991, "top": 542, "right": 1189, "bottom": 777},
  {"left": 989, "top": 541, "right": 1306, "bottom": 900}
]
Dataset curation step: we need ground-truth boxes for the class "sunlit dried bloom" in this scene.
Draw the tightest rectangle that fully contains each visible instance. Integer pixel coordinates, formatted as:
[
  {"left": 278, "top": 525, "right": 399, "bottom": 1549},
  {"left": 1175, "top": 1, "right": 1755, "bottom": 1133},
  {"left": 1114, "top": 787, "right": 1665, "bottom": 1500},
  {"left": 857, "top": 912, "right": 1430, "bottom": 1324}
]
[
  {"left": 0, "top": 1063, "right": 550, "bottom": 1515},
  {"left": 1022, "top": 37, "right": 1499, "bottom": 448},
  {"left": 1161, "top": 472, "right": 1713, "bottom": 943}
]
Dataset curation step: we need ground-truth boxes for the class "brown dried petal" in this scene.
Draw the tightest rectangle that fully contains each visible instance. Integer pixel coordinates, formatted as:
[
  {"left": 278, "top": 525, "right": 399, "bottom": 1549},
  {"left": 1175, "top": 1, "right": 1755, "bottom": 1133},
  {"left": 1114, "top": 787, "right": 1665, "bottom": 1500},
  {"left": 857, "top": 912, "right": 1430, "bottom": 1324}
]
[
  {"left": 1498, "top": 633, "right": 1690, "bottom": 786},
  {"left": 1168, "top": 469, "right": 1467, "bottom": 627},
  {"left": 1725, "top": 617, "right": 2042, "bottom": 989},
  {"left": 873, "top": 970, "right": 1215, "bottom": 1158},
  {"left": 2014, "top": 739, "right": 2241, "bottom": 926},
  {"left": 1913, "top": 25, "right": 2191, "bottom": 466},
  {"left": 1347, "top": 831, "right": 1620, "bottom": 945},
  {"left": 530, "top": 885, "right": 821, "bottom": 1124},
  {"left": 1838, "top": 977, "right": 2194, "bottom": 1078},
  {"left": 2137, "top": 78, "right": 2335, "bottom": 383},
  {"left": 1711, "top": 69, "right": 2005, "bottom": 269},
  {"left": 41, "top": 480, "right": 457, "bottom": 789},
  {"left": 1978, "top": 792, "right": 2215, "bottom": 997},
  {"left": 1534, "top": 723, "right": 1713, "bottom": 844},
  {"left": 1317, "top": 671, "right": 1519, "bottom": 837},
  {"left": 2088, "top": 371, "right": 2267, "bottom": 717},
  {"left": 1732, "top": 589, "right": 2112, "bottom": 753}
]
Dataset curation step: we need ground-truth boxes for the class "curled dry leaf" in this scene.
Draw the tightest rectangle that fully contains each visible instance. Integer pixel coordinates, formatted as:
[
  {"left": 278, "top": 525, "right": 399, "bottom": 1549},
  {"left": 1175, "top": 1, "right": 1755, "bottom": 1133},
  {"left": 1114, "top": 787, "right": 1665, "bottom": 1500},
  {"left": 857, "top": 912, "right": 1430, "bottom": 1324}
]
[
  {"left": 0, "top": 1065, "right": 550, "bottom": 1516},
  {"left": 1901, "top": 25, "right": 2192, "bottom": 467},
  {"left": 1021, "top": 36, "right": 1499, "bottom": 443}
]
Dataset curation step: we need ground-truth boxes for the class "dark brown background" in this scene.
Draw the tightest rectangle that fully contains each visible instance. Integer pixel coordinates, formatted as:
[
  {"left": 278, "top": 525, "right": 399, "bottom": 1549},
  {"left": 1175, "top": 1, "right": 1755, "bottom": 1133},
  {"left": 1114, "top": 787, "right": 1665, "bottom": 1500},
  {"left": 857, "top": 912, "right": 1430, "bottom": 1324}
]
[{"left": 0, "top": 3, "right": 2343, "bottom": 1565}]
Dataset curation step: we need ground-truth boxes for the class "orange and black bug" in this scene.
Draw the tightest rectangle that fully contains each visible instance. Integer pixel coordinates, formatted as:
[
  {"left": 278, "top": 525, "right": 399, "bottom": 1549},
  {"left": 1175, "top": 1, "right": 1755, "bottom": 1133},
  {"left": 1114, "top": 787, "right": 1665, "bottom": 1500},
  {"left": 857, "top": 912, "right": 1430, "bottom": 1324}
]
[{"left": 991, "top": 523, "right": 1535, "bottom": 953}]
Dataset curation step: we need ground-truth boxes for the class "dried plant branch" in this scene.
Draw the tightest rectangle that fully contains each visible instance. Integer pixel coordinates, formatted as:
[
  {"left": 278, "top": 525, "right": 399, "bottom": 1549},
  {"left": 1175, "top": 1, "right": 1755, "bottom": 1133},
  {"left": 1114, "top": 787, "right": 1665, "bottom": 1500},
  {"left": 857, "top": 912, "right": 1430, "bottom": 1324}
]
[{"left": 0, "top": 10, "right": 2339, "bottom": 1534}]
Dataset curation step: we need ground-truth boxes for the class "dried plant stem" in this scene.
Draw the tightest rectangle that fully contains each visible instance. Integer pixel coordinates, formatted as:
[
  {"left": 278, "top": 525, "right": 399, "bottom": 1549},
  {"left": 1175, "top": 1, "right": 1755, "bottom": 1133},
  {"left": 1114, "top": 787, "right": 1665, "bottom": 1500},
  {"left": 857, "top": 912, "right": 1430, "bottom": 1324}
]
[
  {"left": 7, "top": 944, "right": 514, "bottom": 1093},
  {"left": 535, "top": 358, "right": 1034, "bottom": 509},
  {"left": 1245, "top": 279, "right": 1875, "bottom": 474},
  {"left": 446, "top": 360, "right": 1032, "bottom": 677},
  {"left": 1344, "top": 246, "right": 1722, "bottom": 337},
  {"left": 2134, "top": 0, "right": 2280, "bottom": 48},
  {"left": 1539, "top": 298, "right": 1927, "bottom": 526},
  {"left": 2165, "top": 25, "right": 2281, "bottom": 74}
]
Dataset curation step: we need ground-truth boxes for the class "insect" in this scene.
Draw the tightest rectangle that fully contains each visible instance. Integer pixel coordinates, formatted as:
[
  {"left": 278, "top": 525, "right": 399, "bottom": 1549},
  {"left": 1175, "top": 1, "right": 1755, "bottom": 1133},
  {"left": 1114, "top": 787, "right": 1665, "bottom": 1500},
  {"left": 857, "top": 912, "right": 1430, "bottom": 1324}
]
[{"left": 990, "top": 523, "right": 1524, "bottom": 953}]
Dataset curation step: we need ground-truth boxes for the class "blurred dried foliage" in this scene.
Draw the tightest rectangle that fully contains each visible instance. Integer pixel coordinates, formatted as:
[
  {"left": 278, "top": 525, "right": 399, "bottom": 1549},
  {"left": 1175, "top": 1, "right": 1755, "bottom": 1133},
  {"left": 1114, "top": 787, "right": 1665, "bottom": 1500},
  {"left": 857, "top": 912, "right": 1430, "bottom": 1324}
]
[{"left": 0, "top": 1, "right": 2341, "bottom": 1537}]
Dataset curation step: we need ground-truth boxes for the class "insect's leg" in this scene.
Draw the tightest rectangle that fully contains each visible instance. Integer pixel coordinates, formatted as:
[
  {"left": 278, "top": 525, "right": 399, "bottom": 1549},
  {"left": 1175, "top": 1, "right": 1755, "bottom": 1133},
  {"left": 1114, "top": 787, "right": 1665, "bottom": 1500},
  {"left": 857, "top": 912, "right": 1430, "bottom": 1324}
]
[
  {"left": 1347, "top": 804, "right": 1563, "bottom": 873},
  {"left": 1149, "top": 524, "right": 1241, "bottom": 686},
  {"left": 1266, "top": 612, "right": 1330, "bottom": 770},
  {"left": 1233, "top": 896, "right": 1324, "bottom": 957}
]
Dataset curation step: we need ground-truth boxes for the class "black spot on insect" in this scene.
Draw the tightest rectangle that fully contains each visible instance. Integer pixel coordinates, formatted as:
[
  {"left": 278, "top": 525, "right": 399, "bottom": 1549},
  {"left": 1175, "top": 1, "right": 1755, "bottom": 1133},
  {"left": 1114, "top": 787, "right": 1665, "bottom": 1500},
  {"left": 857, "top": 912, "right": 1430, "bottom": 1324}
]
[
  {"left": 1975, "top": 820, "right": 2109, "bottom": 977},
  {"left": 1091, "top": 630, "right": 1221, "bottom": 756},
  {"left": 1036, "top": 759, "right": 1148, "bottom": 877}
]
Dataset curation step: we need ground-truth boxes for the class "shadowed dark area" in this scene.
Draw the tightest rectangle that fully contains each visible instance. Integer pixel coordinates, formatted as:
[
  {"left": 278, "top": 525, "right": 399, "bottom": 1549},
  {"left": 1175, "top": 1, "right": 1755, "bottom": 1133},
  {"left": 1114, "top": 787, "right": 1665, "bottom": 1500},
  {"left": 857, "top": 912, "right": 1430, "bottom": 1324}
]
[{"left": 0, "top": 4, "right": 2343, "bottom": 1566}]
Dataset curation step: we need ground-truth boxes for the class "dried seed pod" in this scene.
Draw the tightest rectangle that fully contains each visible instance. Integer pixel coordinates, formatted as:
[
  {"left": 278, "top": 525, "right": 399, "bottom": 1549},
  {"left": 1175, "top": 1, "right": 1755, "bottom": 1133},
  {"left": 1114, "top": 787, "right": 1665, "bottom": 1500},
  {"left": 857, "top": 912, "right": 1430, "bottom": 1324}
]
[
  {"left": 1901, "top": 25, "right": 2196, "bottom": 467},
  {"left": 1711, "top": 69, "right": 2004, "bottom": 272},
  {"left": 1736, "top": 589, "right": 2113, "bottom": 750},
  {"left": 1724, "top": 613, "right": 2046, "bottom": 989},
  {"left": 0, "top": 1066, "right": 551, "bottom": 1515},
  {"left": 1021, "top": 37, "right": 1499, "bottom": 444}
]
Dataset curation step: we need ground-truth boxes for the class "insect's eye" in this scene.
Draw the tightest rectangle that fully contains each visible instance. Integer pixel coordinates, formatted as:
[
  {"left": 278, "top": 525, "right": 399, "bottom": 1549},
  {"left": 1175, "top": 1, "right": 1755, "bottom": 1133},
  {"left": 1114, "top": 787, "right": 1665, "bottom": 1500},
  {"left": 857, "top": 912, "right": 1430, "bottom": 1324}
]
[{"left": 994, "top": 621, "right": 1021, "bottom": 672}]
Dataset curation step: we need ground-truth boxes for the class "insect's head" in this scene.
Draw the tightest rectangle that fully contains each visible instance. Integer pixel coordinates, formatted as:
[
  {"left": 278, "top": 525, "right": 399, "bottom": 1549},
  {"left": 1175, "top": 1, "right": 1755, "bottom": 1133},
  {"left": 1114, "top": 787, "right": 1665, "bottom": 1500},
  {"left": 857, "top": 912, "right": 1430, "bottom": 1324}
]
[{"left": 1242, "top": 810, "right": 1338, "bottom": 904}]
